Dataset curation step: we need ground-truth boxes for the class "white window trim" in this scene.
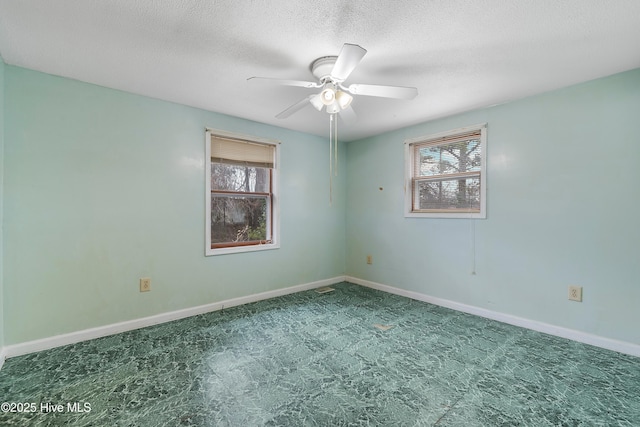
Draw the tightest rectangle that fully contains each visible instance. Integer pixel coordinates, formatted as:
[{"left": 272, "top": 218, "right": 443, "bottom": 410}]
[
  {"left": 404, "top": 123, "right": 487, "bottom": 219},
  {"left": 205, "top": 128, "right": 280, "bottom": 256}
]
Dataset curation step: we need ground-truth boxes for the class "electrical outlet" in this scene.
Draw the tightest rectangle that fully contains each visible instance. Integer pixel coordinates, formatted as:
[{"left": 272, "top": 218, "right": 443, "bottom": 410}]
[
  {"left": 140, "top": 277, "right": 151, "bottom": 292},
  {"left": 366, "top": 255, "right": 373, "bottom": 265},
  {"left": 568, "top": 285, "right": 582, "bottom": 302}
]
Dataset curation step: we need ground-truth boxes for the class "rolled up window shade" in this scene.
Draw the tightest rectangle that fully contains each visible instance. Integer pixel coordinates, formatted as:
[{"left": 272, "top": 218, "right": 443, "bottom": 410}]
[
  {"left": 413, "top": 130, "right": 482, "bottom": 178},
  {"left": 211, "top": 135, "right": 275, "bottom": 168}
]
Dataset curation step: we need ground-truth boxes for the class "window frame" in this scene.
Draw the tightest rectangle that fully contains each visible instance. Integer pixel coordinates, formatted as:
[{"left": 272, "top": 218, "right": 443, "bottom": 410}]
[
  {"left": 404, "top": 123, "right": 487, "bottom": 219},
  {"left": 205, "top": 128, "right": 280, "bottom": 256}
]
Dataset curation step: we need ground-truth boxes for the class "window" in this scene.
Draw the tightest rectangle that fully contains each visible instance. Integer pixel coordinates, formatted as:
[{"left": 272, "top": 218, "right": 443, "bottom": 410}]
[
  {"left": 405, "top": 124, "right": 487, "bottom": 218},
  {"left": 205, "top": 129, "right": 279, "bottom": 255}
]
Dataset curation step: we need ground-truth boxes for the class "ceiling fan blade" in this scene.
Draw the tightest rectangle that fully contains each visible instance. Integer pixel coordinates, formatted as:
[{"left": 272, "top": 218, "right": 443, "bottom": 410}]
[
  {"left": 331, "top": 43, "right": 367, "bottom": 81},
  {"left": 338, "top": 105, "right": 357, "bottom": 125},
  {"left": 346, "top": 83, "right": 418, "bottom": 100},
  {"left": 275, "top": 95, "right": 315, "bottom": 119},
  {"left": 248, "top": 77, "right": 321, "bottom": 89}
]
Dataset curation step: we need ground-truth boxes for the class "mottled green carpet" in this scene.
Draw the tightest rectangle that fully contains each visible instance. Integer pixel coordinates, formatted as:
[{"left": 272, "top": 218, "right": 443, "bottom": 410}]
[{"left": 1, "top": 282, "right": 639, "bottom": 426}]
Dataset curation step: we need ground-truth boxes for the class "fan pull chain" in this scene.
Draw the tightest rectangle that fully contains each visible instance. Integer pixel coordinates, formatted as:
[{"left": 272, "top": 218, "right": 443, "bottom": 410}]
[
  {"left": 329, "top": 114, "right": 333, "bottom": 206},
  {"left": 328, "top": 113, "right": 340, "bottom": 204},
  {"left": 329, "top": 113, "right": 334, "bottom": 204},
  {"left": 334, "top": 113, "right": 338, "bottom": 177}
]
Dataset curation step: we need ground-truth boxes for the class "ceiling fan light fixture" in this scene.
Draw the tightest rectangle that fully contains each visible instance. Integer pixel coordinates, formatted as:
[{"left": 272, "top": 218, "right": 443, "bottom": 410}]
[
  {"left": 335, "top": 90, "right": 353, "bottom": 109},
  {"left": 310, "top": 93, "right": 324, "bottom": 111},
  {"left": 326, "top": 101, "right": 340, "bottom": 114},
  {"left": 320, "top": 83, "right": 336, "bottom": 105}
]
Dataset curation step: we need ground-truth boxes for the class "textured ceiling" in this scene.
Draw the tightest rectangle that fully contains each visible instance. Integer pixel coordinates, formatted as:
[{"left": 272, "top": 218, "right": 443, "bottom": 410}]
[{"left": 1, "top": 1, "right": 639, "bottom": 141}]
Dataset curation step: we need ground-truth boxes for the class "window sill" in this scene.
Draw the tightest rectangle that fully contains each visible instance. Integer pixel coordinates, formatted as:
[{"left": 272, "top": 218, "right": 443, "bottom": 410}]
[
  {"left": 405, "top": 211, "right": 486, "bottom": 219},
  {"left": 205, "top": 242, "right": 280, "bottom": 256}
]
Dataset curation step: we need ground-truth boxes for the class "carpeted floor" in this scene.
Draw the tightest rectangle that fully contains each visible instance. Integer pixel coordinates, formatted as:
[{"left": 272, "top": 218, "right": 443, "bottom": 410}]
[{"left": 1, "top": 282, "right": 639, "bottom": 426}]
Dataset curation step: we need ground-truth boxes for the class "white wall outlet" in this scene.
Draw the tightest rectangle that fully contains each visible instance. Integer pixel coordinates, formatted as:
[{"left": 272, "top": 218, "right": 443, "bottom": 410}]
[
  {"left": 568, "top": 285, "right": 582, "bottom": 302},
  {"left": 140, "top": 277, "right": 151, "bottom": 292},
  {"left": 366, "top": 255, "right": 373, "bottom": 265}
]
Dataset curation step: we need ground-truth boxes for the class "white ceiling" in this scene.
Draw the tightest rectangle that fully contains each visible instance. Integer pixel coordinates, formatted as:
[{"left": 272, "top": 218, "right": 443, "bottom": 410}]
[{"left": 1, "top": 1, "right": 639, "bottom": 141}]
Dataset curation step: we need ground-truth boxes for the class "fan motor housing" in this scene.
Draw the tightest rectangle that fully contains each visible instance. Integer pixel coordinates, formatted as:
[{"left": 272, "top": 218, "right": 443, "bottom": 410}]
[{"left": 310, "top": 56, "right": 338, "bottom": 81}]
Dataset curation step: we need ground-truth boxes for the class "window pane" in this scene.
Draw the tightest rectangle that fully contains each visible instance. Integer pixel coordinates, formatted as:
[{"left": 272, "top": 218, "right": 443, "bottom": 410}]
[
  {"left": 211, "top": 196, "right": 268, "bottom": 244},
  {"left": 416, "top": 177, "right": 481, "bottom": 211},
  {"left": 211, "top": 163, "right": 270, "bottom": 193},
  {"left": 418, "top": 139, "right": 482, "bottom": 177}
]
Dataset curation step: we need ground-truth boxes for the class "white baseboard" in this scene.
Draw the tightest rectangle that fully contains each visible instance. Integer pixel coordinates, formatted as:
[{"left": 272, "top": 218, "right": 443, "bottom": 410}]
[
  {"left": 3, "top": 276, "right": 346, "bottom": 360},
  {"left": 346, "top": 276, "right": 640, "bottom": 358},
  {"left": 5, "top": 274, "right": 637, "bottom": 364}
]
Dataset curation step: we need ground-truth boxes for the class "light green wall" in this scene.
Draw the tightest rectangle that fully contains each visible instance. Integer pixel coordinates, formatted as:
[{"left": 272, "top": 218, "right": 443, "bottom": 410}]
[
  {"left": 3, "top": 65, "right": 346, "bottom": 344},
  {"left": 4, "top": 62, "right": 639, "bottom": 348},
  {"left": 346, "top": 68, "right": 640, "bottom": 344},
  {"left": 0, "top": 56, "right": 5, "bottom": 349}
]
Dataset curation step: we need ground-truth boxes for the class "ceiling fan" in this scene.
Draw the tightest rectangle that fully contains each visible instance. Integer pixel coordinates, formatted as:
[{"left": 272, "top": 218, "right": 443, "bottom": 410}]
[
  {"left": 247, "top": 43, "right": 418, "bottom": 121},
  {"left": 248, "top": 43, "right": 417, "bottom": 204}
]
